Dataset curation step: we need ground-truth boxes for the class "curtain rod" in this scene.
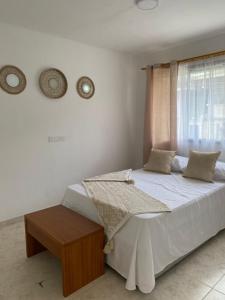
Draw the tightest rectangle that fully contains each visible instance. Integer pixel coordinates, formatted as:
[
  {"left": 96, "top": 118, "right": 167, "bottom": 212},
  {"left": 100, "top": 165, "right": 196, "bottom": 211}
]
[{"left": 140, "top": 49, "right": 225, "bottom": 70}]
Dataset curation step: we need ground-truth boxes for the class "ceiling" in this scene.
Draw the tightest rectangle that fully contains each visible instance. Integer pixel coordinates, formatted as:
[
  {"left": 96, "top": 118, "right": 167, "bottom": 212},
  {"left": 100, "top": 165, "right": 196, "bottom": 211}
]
[{"left": 1, "top": 0, "right": 225, "bottom": 54}]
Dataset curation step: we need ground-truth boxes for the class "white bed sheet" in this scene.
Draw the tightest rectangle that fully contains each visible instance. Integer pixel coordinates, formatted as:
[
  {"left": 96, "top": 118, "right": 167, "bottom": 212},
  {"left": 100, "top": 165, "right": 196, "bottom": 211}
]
[{"left": 62, "top": 169, "right": 225, "bottom": 293}]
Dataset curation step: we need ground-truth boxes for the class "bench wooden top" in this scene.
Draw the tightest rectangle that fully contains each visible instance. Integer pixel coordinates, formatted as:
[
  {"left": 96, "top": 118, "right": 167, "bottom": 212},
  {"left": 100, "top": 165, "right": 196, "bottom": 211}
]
[{"left": 25, "top": 205, "right": 103, "bottom": 245}]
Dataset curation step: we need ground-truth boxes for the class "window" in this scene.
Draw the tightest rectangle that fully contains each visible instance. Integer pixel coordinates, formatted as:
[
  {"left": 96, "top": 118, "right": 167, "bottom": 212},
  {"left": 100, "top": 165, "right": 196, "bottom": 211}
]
[{"left": 177, "top": 55, "right": 225, "bottom": 160}]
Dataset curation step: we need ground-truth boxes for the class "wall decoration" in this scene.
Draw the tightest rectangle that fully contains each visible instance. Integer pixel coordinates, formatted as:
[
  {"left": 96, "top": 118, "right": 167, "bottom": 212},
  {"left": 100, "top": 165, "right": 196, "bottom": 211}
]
[
  {"left": 39, "top": 68, "right": 67, "bottom": 99},
  {"left": 0, "top": 65, "right": 26, "bottom": 94},
  {"left": 76, "top": 76, "right": 95, "bottom": 99}
]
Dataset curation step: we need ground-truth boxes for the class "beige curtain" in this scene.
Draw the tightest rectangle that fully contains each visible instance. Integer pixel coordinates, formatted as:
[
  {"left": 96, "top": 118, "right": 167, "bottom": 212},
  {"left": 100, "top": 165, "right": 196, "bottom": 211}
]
[{"left": 143, "top": 62, "right": 178, "bottom": 163}]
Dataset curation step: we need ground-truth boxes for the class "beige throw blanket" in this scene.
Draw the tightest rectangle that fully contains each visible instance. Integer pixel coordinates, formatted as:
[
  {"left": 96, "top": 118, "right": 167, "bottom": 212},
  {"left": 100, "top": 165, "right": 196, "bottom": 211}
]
[{"left": 83, "top": 169, "right": 171, "bottom": 253}]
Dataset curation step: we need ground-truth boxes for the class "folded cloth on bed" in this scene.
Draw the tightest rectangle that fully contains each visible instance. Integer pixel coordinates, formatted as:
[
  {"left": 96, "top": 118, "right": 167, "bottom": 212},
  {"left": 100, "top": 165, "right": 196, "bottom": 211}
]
[
  {"left": 82, "top": 169, "right": 171, "bottom": 253},
  {"left": 84, "top": 169, "right": 134, "bottom": 183}
]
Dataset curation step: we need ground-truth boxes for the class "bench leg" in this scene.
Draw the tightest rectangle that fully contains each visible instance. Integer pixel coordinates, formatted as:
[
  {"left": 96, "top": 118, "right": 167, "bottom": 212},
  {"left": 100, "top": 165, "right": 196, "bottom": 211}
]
[
  {"left": 61, "top": 232, "right": 104, "bottom": 297},
  {"left": 25, "top": 231, "right": 46, "bottom": 257}
]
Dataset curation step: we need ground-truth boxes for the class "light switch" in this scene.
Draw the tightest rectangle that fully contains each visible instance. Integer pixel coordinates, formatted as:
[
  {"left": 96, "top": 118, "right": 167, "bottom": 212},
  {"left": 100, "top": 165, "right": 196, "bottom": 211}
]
[{"left": 48, "top": 136, "right": 66, "bottom": 143}]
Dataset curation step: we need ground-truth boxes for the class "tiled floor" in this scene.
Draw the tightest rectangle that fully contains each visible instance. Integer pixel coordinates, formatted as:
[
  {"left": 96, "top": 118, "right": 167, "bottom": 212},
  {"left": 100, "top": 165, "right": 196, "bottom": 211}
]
[{"left": 1, "top": 220, "right": 225, "bottom": 299}]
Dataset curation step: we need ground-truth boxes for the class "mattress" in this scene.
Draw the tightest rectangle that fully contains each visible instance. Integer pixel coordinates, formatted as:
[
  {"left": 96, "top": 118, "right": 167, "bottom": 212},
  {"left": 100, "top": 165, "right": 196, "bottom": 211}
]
[{"left": 62, "top": 169, "right": 225, "bottom": 293}]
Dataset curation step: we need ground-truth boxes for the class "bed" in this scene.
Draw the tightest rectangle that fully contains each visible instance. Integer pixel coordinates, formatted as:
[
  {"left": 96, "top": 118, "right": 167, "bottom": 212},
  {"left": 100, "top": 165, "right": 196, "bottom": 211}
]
[{"left": 62, "top": 169, "right": 225, "bottom": 293}]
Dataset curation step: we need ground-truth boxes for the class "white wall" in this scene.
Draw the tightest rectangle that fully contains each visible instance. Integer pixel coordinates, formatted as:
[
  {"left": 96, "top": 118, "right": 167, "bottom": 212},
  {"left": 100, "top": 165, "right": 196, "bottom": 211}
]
[
  {"left": 0, "top": 23, "right": 138, "bottom": 222},
  {"left": 134, "top": 33, "right": 225, "bottom": 167}
]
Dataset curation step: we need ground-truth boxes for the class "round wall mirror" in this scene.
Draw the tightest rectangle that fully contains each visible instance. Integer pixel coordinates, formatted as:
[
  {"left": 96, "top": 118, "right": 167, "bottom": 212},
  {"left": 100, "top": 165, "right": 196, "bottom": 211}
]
[
  {"left": 6, "top": 74, "right": 20, "bottom": 87},
  {"left": 39, "top": 68, "right": 68, "bottom": 99},
  {"left": 76, "top": 76, "right": 95, "bottom": 99},
  {"left": 48, "top": 78, "right": 59, "bottom": 90},
  {"left": 82, "top": 83, "right": 91, "bottom": 94},
  {"left": 0, "top": 65, "right": 26, "bottom": 94}
]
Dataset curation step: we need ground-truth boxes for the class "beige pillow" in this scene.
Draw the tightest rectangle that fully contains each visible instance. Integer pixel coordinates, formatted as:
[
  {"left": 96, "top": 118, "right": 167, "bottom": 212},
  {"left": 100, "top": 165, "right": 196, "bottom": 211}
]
[
  {"left": 183, "top": 150, "right": 221, "bottom": 182},
  {"left": 144, "top": 149, "right": 176, "bottom": 174}
]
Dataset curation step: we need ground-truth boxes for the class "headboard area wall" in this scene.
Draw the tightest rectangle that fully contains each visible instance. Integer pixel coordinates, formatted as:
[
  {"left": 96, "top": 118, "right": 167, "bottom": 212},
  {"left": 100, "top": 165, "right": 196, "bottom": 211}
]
[{"left": 0, "top": 22, "right": 138, "bottom": 222}]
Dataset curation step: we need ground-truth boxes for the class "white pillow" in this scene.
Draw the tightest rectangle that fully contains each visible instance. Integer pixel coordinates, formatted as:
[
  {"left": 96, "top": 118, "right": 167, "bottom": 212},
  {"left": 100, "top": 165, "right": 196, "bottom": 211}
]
[
  {"left": 172, "top": 155, "right": 225, "bottom": 181},
  {"left": 171, "top": 156, "right": 188, "bottom": 172},
  {"left": 214, "top": 160, "right": 225, "bottom": 181}
]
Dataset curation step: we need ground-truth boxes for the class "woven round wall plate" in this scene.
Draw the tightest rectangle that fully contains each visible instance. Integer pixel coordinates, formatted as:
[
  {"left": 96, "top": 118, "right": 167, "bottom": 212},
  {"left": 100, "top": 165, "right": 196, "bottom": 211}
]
[
  {"left": 76, "top": 76, "right": 95, "bottom": 99},
  {"left": 39, "top": 68, "right": 68, "bottom": 99},
  {"left": 0, "top": 65, "right": 26, "bottom": 94}
]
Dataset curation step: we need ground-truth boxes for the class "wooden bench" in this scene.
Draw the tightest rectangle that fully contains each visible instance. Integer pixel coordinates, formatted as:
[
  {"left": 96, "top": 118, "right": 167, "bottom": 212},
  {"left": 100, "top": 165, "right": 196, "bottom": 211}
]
[{"left": 24, "top": 205, "right": 104, "bottom": 297}]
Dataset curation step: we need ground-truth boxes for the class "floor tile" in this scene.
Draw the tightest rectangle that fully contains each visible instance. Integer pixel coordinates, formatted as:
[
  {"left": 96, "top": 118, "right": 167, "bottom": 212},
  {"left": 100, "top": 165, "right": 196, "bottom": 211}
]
[
  {"left": 204, "top": 290, "right": 225, "bottom": 300},
  {"left": 146, "top": 268, "right": 210, "bottom": 300},
  {"left": 174, "top": 237, "right": 225, "bottom": 287},
  {"left": 214, "top": 275, "right": 225, "bottom": 295}
]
